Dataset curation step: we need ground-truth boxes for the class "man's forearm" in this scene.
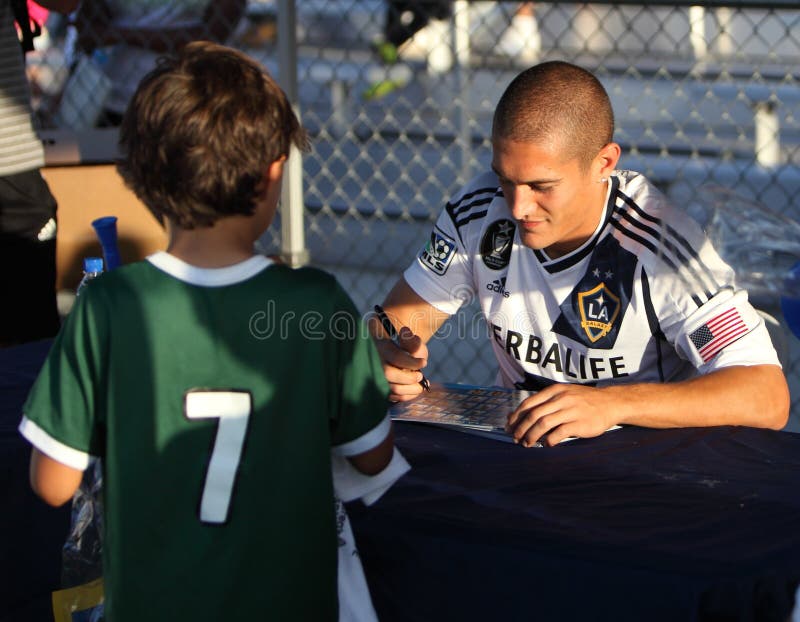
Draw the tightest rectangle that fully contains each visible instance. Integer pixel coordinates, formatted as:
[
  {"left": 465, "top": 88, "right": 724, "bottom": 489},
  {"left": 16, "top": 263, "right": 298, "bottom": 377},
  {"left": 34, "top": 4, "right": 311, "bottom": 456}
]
[{"left": 610, "top": 365, "right": 789, "bottom": 430}]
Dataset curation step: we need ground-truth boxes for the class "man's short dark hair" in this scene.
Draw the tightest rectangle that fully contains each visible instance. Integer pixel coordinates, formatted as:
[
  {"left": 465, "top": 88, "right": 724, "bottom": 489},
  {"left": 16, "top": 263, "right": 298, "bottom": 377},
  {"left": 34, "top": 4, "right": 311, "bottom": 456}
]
[
  {"left": 117, "top": 41, "right": 309, "bottom": 229},
  {"left": 491, "top": 61, "right": 614, "bottom": 169}
]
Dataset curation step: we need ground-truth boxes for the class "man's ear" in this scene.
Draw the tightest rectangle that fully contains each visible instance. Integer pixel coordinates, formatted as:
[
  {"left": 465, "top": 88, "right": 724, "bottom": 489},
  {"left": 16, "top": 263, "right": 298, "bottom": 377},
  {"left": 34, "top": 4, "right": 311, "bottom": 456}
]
[{"left": 595, "top": 142, "right": 621, "bottom": 179}]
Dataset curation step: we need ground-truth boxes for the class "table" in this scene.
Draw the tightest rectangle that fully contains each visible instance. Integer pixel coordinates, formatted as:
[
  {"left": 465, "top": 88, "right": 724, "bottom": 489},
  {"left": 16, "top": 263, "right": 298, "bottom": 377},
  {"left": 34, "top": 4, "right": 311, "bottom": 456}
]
[
  {"left": 3, "top": 339, "right": 800, "bottom": 622},
  {"left": 0, "top": 339, "right": 70, "bottom": 622},
  {"left": 350, "top": 422, "right": 800, "bottom": 622}
]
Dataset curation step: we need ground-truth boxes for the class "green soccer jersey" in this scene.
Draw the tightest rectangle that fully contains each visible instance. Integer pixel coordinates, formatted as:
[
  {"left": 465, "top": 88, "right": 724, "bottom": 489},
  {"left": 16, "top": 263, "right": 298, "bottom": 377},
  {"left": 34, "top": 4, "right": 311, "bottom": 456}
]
[{"left": 20, "top": 253, "right": 391, "bottom": 622}]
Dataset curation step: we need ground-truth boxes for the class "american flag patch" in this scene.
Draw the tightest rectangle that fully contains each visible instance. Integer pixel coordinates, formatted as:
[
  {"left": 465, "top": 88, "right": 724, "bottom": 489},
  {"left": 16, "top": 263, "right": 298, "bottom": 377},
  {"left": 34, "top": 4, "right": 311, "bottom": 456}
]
[{"left": 689, "top": 308, "right": 748, "bottom": 363}]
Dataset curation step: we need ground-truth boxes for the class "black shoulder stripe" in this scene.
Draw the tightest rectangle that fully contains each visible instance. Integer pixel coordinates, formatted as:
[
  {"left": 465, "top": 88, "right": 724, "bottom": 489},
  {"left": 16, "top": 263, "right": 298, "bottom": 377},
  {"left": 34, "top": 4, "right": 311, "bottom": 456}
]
[
  {"left": 641, "top": 268, "right": 666, "bottom": 381},
  {"left": 609, "top": 215, "right": 659, "bottom": 257},
  {"left": 620, "top": 193, "right": 719, "bottom": 287},
  {"left": 618, "top": 192, "right": 660, "bottom": 225},
  {"left": 616, "top": 204, "right": 661, "bottom": 241},
  {"left": 447, "top": 195, "right": 495, "bottom": 220},
  {"left": 454, "top": 210, "right": 489, "bottom": 230},
  {"left": 443, "top": 187, "right": 498, "bottom": 243},
  {"left": 603, "top": 176, "right": 620, "bottom": 228},
  {"left": 618, "top": 209, "right": 704, "bottom": 286},
  {"left": 614, "top": 199, "right": 720, "bottom": 299},
  {"left": 446, "top": 186, "right": 499, "bottom": 216},
  {"left": 662, "top": 223, "right": 721, "bottom": 291},
  {"left": 610, "top": 217, "right": 705, "bottom": 307}
]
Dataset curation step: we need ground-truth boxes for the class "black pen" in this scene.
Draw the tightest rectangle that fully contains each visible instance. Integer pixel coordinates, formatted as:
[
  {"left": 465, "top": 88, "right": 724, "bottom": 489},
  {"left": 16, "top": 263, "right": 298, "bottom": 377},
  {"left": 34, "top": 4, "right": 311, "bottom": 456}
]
[{"left": 373, "top": 305, "right": 431, "bottom": 392}]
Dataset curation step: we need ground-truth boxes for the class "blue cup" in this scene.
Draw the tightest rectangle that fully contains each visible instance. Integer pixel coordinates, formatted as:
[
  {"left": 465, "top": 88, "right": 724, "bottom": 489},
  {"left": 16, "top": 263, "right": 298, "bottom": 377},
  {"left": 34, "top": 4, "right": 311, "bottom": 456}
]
[{"left": 91, "top": 216, "right": 121, "bottom": 271}]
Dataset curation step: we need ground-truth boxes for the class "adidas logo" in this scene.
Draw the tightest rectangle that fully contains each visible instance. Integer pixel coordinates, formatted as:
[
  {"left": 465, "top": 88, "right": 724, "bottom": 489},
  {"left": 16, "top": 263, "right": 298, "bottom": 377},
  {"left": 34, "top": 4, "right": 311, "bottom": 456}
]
[{"left": 486, "top": 277, "right": 510, "bottom": 298}]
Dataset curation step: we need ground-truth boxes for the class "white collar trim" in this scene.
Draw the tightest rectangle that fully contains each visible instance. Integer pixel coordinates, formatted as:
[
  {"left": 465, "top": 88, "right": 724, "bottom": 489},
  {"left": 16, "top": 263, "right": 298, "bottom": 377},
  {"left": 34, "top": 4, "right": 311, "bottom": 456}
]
[{"left": 147, "top": 251, "right": 273, "bottom": 286}]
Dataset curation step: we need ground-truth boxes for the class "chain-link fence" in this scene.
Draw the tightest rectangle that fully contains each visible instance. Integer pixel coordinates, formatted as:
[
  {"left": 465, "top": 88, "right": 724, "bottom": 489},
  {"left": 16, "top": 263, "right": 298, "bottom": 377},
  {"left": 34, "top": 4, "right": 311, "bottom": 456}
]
[{"left": 23, "top": 1, "right": 800, "bottom": 422}]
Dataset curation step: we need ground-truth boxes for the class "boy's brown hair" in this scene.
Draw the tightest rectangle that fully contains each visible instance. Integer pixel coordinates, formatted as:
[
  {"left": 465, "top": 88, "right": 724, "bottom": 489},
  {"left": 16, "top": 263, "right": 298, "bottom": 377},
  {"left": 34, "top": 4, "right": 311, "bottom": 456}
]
[{"left": 117, "top": 41, "right": 308, "bottom": 229}]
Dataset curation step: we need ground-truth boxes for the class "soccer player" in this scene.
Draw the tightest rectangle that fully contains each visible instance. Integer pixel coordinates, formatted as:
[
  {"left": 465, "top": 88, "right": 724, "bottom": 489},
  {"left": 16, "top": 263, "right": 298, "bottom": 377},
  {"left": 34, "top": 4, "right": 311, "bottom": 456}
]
[
  {"left": 372, "top": 60, "right": 789, "bottom": 447},
  {"left": 19, "top": 42, "right": 406, "bottom": 621}
]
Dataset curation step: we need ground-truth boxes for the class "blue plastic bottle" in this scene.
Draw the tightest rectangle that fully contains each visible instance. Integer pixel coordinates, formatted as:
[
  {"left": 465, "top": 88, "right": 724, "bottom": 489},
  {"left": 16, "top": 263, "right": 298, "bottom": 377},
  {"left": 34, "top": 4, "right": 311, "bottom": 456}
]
[{"left": 76, "top": 257, "right": 104, "bottom": 296}]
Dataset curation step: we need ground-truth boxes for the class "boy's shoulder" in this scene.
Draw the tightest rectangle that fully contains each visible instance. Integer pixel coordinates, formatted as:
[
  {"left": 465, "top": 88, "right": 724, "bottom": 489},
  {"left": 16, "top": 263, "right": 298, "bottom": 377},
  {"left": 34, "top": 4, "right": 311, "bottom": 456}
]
[
  {"left": 77, "top": 258, "right": 154, "bottom": 293},
  {"left": 271, "top": 264, "right": 352, "bottom": 305},
  {"left": 84, "top": 259, "right": 350, "bottom": 307},
  {"left": 285, "top": 264, "right": 338, "bottom": 285}
]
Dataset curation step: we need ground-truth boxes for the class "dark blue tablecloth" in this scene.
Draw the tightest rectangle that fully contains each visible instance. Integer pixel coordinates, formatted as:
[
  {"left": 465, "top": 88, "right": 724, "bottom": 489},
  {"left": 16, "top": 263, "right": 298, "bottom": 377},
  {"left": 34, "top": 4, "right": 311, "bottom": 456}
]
[
  {"left": 350, "top": 422, "right": 800, "bottom": 622},
  {"left": 0, "top": 339, "right": 69, "bottom": 622}
]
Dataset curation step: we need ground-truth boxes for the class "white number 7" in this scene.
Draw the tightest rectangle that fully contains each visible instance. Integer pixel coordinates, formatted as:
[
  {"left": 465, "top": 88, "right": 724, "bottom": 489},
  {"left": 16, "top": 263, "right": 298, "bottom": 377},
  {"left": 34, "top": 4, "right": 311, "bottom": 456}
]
[{"left": 185, "top": 390, "right": 252, "bottom": 524}]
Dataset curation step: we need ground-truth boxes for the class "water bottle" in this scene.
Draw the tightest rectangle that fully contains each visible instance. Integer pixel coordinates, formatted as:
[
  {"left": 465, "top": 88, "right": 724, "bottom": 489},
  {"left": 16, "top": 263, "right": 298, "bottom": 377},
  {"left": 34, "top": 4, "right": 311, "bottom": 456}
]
[
  {"left": 76, "top": 257, "right": 104, "bottom": 296},
  {"left": 63, "top": 255, "right": 107, "bottom": 600}
]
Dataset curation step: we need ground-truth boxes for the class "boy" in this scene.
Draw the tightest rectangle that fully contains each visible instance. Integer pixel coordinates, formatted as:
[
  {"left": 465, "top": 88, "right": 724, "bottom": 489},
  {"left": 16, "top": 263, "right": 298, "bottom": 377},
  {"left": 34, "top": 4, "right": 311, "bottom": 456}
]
[{"left": 19, "top": 41, "right": 404, "bottom": 621}]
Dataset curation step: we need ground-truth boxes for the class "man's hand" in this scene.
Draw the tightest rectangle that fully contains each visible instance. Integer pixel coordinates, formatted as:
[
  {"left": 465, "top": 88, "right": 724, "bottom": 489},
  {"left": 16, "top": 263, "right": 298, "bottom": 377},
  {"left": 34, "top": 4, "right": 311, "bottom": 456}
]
[
  {"left": 374, "top": 326, "right": 429, "bottom": 403},
  {"left": 506, "top": 383, "right": 617, "bottom": 447}
]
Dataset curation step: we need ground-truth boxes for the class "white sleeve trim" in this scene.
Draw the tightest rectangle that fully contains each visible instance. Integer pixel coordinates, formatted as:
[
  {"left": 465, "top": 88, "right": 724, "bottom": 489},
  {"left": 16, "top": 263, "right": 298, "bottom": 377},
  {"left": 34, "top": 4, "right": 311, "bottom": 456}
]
[
  {"left": 332, "top": 415, "right": 392, "bottom": 457},
  {"left": 332, "top": 447, "right": 411, "bottom": 506},
  {"left": 676, "top": 289, "right": 779, "bottom": 369},
  {"left": 702, "top": 322, "right": 780, "bottom": 372},
  {"left": 18, "top": 416, "right": 91, "bottom": 471},
  {"left": 403, "top": 265, "right": 464, "bottom": 315}
]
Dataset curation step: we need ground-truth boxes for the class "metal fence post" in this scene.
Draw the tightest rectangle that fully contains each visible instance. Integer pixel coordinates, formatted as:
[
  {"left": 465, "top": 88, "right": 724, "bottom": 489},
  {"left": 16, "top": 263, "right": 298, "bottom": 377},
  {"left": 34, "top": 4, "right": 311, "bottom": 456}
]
[{"left": 276, "top": 0, "right": 309, "bottom": 267}]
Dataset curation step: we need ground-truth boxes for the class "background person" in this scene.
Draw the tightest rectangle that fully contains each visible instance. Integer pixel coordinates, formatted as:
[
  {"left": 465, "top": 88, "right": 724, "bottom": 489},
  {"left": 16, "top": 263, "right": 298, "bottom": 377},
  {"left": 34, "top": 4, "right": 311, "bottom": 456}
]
[
  {"left": 19, "top": 42, "right": 406, "bottom": 621},
  {"left": 371, "top": 60, "right": 789, "bottom": 448},
  {"left": 0, "top": 0, "right": 78, "bottom": 347},
  {"left": 72, "top": 0, "right": 245, "bottom": 125},
  {"left": 374, "top": 0, "right": 452, "bottom": 64},
  {"left": 496, "top": 2, "right": 540, "bottom": 64}
]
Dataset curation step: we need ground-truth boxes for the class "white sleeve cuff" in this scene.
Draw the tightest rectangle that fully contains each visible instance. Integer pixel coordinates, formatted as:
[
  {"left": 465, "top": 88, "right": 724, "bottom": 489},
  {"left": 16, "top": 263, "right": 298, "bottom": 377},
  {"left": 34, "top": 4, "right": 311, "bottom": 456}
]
[
  {"left": 18, "top": 416, "right": 91, "bottom": 471},
  {"left": 332, "top": 415, "right": 392, "bottom": 457},
  {"left": 332, "top": 447, "right": 411, "bottom": 506}
]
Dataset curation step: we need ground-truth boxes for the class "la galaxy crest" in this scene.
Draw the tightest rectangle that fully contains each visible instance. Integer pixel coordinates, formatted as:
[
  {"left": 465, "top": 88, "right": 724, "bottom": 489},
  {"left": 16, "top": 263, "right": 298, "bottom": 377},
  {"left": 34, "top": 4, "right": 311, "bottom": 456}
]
[
  {"left": 552, "top": 236, "right": 635, "bottom": 349},
  {"left": 481, "top": 219, "right": 515, "bottom": 270},
  {"left": 577, "top": 283, "right": 621, "bottom": 343}
]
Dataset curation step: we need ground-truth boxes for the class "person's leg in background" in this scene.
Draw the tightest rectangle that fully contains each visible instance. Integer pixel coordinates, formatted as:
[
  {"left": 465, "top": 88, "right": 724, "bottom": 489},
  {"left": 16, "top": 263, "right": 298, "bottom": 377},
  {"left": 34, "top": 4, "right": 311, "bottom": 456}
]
[
  {"left": 497, "top": 2, "right": 540, "bottom": 64},
  {"left": 375, "top": 0, "right": 452, "bottom": 59},
  {"left": 366, "top": 0, "right": 453, "bottom": 99},
  {"left": 0, "top": 169, "right": 60, "bottom": 347},
  {"left": 383, "top": 0, "right": 426, "bottom": 52}
]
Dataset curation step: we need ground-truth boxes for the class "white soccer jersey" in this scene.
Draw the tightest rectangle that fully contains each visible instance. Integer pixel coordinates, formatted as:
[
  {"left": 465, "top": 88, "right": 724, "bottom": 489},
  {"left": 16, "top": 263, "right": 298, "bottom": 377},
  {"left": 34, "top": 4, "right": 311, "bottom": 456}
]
[{"left": 405, "top": 170, "right": 780, "bottom": 391}]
